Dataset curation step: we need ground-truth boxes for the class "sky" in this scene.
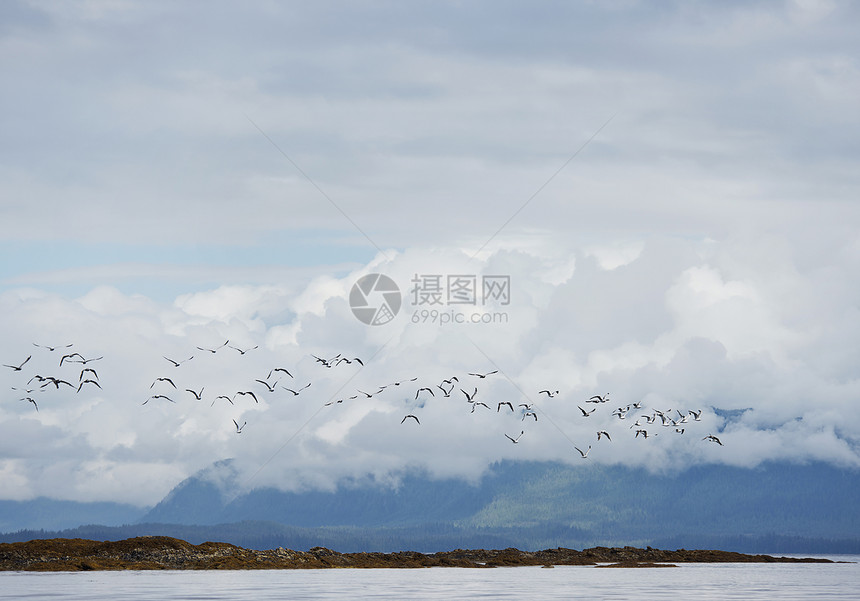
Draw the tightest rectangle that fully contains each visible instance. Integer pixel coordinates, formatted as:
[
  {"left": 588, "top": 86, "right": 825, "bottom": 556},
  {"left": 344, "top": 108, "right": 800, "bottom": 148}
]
[{"left": 1, "top": 0, "right": 859, "bottom": 507}]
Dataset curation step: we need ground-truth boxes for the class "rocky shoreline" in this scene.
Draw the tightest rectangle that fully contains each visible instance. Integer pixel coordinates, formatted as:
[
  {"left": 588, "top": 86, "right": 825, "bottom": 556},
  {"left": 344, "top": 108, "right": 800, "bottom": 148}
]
[{"left": 0, "top": 536, "right": 836, "bottom": 571}]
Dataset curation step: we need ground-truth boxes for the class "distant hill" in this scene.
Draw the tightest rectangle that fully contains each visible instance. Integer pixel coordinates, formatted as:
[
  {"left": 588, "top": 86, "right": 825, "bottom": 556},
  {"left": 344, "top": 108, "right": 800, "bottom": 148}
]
[
  {"left": 0, "top": 498, "right": 144, "bottom": 532},
  {"left": 142, "top": 460, "right": 860, "bottom": 544},
  {"left": 2, "top": 461, "right": 858, "bottom": 553}
]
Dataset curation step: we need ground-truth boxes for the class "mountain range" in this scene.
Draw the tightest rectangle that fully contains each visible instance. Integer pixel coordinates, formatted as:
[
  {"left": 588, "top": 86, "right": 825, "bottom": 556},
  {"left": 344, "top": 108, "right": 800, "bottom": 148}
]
[{"left": 2, "top": 460, "right": 858, "bottom": 553}]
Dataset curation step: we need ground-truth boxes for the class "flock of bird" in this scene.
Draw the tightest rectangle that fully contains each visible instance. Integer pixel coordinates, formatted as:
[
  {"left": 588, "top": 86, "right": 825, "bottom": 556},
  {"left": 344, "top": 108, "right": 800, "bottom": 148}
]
[
  {"left": 4, "top": 341, "right": 724, "bottom": 458},
  {"left": 4, "top": 344, "right": 104, "bottom": 413}
]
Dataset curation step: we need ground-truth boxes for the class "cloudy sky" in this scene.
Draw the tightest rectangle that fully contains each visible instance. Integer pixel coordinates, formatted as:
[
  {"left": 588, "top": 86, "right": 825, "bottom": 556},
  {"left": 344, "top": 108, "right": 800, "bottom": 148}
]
[{"left": 1, "top": 0, "right": 859, "bottom": 506}]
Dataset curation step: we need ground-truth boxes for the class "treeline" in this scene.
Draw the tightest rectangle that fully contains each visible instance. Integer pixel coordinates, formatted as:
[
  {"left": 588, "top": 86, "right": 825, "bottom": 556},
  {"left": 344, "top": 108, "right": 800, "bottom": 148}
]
[
  {"left": 652, "top": 533, "right": 860, "bottom": 555},
  {"left": 0, "top": 521, "right": 590, "bottom": 552},
  {"left": 2, "top": 521, "right": 857, "bottom": 555}
]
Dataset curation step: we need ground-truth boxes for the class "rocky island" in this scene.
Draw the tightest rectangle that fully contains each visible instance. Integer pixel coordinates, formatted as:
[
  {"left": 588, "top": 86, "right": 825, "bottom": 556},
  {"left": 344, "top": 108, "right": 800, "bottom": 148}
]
[{"left": 0, "top": 537, "right": 834, "bottom": 571}]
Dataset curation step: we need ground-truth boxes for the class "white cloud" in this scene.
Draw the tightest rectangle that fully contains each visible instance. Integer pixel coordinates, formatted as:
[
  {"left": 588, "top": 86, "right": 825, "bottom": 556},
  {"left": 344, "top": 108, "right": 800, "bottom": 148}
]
[
  {"left": 0, "top": 2, "right": 858, "bottom": 505},
  {"left": 1, "top": 234, "right": 859, "bottom": 505}
]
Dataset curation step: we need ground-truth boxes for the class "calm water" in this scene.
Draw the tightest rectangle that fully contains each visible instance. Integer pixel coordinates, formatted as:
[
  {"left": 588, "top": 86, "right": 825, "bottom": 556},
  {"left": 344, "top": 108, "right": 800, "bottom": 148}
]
[{"left": 1, "top": 557, "right": 857, "bottom": 600}]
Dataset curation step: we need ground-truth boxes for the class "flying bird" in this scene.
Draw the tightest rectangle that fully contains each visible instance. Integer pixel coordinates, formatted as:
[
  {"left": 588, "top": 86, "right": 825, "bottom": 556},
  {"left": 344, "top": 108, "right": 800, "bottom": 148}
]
[
  {"left": 497, "top": 401, "right": 514, "bottom": 412},
  {"left": 267, "top": 368, "right": 293, "bottom": 379},
  {"left": 597, "top": 431, "right": 611, "bottom": 441},
  {"left": 164, "top": 356, "right": 193, "bottom": 368},
  {"left": 196, "top": 340, "right": 229, "bottom": 354},
  {"left": 185, "top": 387, "right": 204, "bottom": 401},
  {"left": 578, "top": 406, "right": 596, "bottom": 417},
  {"left": 143, "top": 395, "right": 175, "bottom": 405},
  {"left": 233, "top": 419, "right": 246, "bottom": 434},
  {"left": 69, "top": 355, "right": 103, "bottom": 365},
  {"left": 588, "top": 394, "right": 609, "bottom": 403},
  {"left": 228, "top": 344, "right": 258, "bottom": 355},
  {"left": 522, "top": 411, "right": 538, "bottom": 422},
  {"left": 470, "top": 402, "right": 491, "bottom": 413},
  {"left": 538, "top": 390, "right": 559, "bottom": 398},
  {"left": 40, "top": 377, "right": 74, "bottom": 390},
  {"left": 255, "top": 379, "right": 279, "bottom": 393},
  {"left": 468, "top": 370, "right": 498, "bottom": 379},
  {"left": 703, "top": 434, "right": 723, "bottom": 446},
  {"left": 415, "top": 387, "right": 435, "bottom": 399},
  {"left": 3, "top": 356, "right": 31, "bottom": 371},
  {"left": 79, "top": 368, "right": 99, "bottom": 381},
  {"left": 33, "top": 343, "right": 73, "bottom": 352},
  {"left": 281, "top": 383, "right": 311, "bottom": 396},
  {"left": 77, "top": 379, "right": 101, "bottom": 393},
  {"left": 233, "top": 391, "right": 259, "bottom": 403},
  {"left": 21, "top": 397, "right": 38, "bottom": 412},
  {"left": 401, "top": 414, "right": 420, "bottom": 425},
  {"left": 635, "top": 429, "right": 654, "bottom": 439},
  {"left": 505, "top": 431, "right": 524, "bottom": 444},
  {"left": 574, "top": 445, "right": 591, "bottom": 458},
  {"left": 59, "top": 353, "right": 84, "bottom": 367},
  {"left": 461, "top": 388, "right": 478, "bottom": 402},
  {"left": 211, "top": 395, "right": 234, "bottom": 407},
  {"left": 150, "top": 377, "right": 176, "bottom": 389}
]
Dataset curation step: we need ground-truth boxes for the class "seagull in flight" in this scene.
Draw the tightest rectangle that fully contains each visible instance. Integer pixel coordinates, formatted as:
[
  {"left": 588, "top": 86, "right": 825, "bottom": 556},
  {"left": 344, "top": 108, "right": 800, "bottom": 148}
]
[
  {"left": 470, "top": 402, "right": 491, "bottom": 413},
  {"left": 228, "top": 344, "right": 258, "bottom": 355},
  {"left": 69, "top": 355, "right": 103, "bottom": 365},
  {"left": 468, "top": 370, "right": 498, "bottom": 379},
  {"left": 597, "top": 431, "right": 611, "bottom": 441},
  {"left": 461, "top": 388, "right": 478, "bottom": 402},
  {"left": 233, "top": 391, "right": 259, "bottom": 404},
  {"left": 211, "top": 395, "right": 234, "bottom": 407},
  {"left": 635, "top": 429, "right": 654, "bottom": 439},
  {"left": 40, "top": 377, "right": 75, "bottom": 390},
  {"left": 196, "top": 340, "right": 229, "bottom": 354},
  {"left": 59, "top": 352, "right": 85, "bottom": 367},
  {"left": 401, "top": 414, "right": 420, "bottom": 425},
  {"left": 415, "top": 387, "right": 435, "bottom": 399},
  {"left": 3, "top": 356, "right": 31, "bottom": 371},
  {"left": 538, "top": 390, "right": 559, "bottom": 398},
  {"left": 79, "top": 368, "right": 99, "bottom": 381},
  {"left": 33, "top": 343, "right": 73, "bottom": 352},
  {"left": 574, "top": 445, "right": 591, "bottom": 458},
  {"left": 281, "top": 383, "right": 311, "bottom": 396},
  {"left": 497, "top": 401, "right": 514, "bottom": 412},
  {"left": 689, "top": 410, "right": 703, "bottom": 421},
  {"left": 578, "top": 406, "right": 596, "bottom": 417},
  {"left": 164, "top": 356, "right": 193, "bottom": 368},
  {"left": 437, "top": 385, "right": 453, "bottom": 397},
  {"left": 233, "top": 419, "right": 246, "bottom": 434},
  {"left": 522, "top": 411, "right": 538, "bottom": 422},
  {"left": 505, "top": 431, "right": 524, "bottom": 444},
  {"left": 255, "top": 379, "right": 279, "bottom": 393},
  {"left": 588, "top": 393, "right": 609, "bottom": 403},
  {"left": 185, "top": 387, "right": 204, "bottom": 401},
  {"left": 267, "top": 367, "right": 293, "bottom": 379},
  {"left": 703, "top": 434, "right": 723, "bottom": 446},
  {"left": 21, "top": 397, "right": 38, "bottom": 412},
  {"left": 150, "top": 377, "right": 176, "bottom": 389},
  {"left": 77, "top": 379, "right": 101, "bottom": 393},
  {"left": 143, "top": 394, "right": 175, "bottom": 405}
]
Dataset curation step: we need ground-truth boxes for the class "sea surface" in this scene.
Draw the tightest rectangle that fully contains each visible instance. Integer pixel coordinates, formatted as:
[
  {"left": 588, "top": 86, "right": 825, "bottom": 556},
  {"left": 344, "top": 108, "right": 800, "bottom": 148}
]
[{"left": 1, "top": 556, "right": 857, "bottom": 600}]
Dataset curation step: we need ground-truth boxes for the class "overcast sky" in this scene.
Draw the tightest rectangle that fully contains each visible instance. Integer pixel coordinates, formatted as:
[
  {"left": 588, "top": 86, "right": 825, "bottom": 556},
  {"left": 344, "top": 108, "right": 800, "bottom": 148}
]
[{"left": 1, "top": 0, "right": 859, "bottom": 506}]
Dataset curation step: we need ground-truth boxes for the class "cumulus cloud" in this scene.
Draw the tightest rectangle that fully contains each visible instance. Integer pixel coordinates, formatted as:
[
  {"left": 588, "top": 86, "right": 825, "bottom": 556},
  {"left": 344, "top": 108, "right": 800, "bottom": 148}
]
[
  {"left": 0, "top": 2, "right": 858, "bottom": 505},
  {"left": 1, "top": 235, "right": 859, "bottom": 505}
]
